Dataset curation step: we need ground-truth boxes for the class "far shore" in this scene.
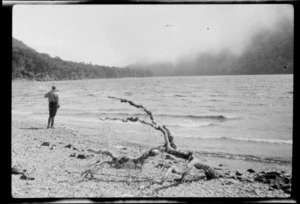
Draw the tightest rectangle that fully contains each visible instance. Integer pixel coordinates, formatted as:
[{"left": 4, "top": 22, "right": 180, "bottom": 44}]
[{"left": 12, "top": 73, "right": 294, "bottom": 83}]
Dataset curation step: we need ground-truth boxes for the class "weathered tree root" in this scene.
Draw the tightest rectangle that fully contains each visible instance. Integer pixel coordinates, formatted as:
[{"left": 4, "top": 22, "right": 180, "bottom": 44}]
[
  {"left": 161, "top": 155, "right": 219, "bottom": 183},
  {"left": 82, "top": 147, "right": 162, "bottom": 179},
  {"left": 81, "top": 160, "right": 114, "bottom": 179},
  {"left": 82, "top": 96, "right": 219, "bottom": 183}
]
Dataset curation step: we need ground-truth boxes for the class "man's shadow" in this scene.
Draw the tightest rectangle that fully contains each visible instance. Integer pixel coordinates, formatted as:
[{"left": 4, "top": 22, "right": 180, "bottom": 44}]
[{"left": 20, "top": 127, "right": 44, "bottom": 130}]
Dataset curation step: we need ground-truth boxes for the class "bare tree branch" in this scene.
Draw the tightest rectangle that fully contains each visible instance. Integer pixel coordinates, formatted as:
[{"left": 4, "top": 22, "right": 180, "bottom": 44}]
[
  {"left": 108, "top": 96, "right": 156, "bottom": 123},
  {"left": 82, "top": 96, "right": 219, "bottom": 183}
]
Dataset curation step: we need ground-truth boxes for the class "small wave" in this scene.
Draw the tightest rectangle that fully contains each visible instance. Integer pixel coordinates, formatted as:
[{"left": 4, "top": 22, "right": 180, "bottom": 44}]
[
  {"left": 174, "top": 94, "right": 185, "bottom": 97},
  {"left": 174, "top": 94, "right": 198, "bottom": 98},
  {"left": 156, "top": 114, "right": 228, "bottom": 120},
  {"left": 98, "top": 108, "right": 129, "bottom": 112},
  {"left": 222, "top": 137, "right": 292, "bottom": 145},
  {"left": 246, "top": 103, "right": 265, "bottom": 107},
  {"left": 194, "top": 151, "right": 291, "bottom": 164},
  {"left": 95, "top": 112, "right": 239, "bottom": 122},
  {"left": 12, "top": 110, "right": 32, "bottom": 114},
  {"left": 167, "top": 122, "right": 215, "bottom": 128},
  {"left": 124, "top": 92, "right": 133, "bottom": 96},
  {"left": 156, "top": 113, "right": 240, "bottom": 121},
  {"left": 67, "top": 111, "right": 239, "bottom": 123},
  {"left": 74, "top": 112, "right": 225, "bottom": 127},
  {"left": 181, "top": 135, "right": 292, "bottom": 145},
  {"left": 279, "top": 96, "right": 292, "bottom": 99}
]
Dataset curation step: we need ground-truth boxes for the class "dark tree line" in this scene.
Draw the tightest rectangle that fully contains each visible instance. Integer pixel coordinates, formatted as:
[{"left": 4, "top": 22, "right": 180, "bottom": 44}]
[
  {"left": 12, "top": 38, "right": 153, "bottom": 81},
  {"left": 13, "top": 14, "right": 293, "bottom": 81}
]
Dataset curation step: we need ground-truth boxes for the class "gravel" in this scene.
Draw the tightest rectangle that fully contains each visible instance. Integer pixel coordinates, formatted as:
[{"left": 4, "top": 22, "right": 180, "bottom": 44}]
[{"left": 12, "top": 119, "right": 291, "bottom": 198}]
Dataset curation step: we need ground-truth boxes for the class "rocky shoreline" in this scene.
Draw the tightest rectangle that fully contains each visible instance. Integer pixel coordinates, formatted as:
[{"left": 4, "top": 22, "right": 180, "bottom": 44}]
[{"left": 12, "top": 119, "right": 292, "bottom": 198}]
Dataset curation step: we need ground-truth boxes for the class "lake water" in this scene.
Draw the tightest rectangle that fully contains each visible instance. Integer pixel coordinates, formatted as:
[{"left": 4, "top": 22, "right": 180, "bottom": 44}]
[{"left": 12, "top": 75, "right": 293, "bottom": 163}]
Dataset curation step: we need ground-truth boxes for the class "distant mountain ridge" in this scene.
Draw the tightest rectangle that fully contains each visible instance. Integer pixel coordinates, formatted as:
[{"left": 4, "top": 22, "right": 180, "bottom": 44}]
[
  {"left": 12, "top": 38, "right": 153, "bottom": 81},
  {"left": 127, "top": 16, "right": 293, "bottom": 76},
  {"left": 12, "top": 15, "right": 293, "bottom": 82}
]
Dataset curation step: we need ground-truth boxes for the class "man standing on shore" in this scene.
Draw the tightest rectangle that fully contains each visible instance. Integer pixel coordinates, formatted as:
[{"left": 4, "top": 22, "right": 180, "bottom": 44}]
[{"left": 44, "top": 86, "right": 60, "bottom": 129}]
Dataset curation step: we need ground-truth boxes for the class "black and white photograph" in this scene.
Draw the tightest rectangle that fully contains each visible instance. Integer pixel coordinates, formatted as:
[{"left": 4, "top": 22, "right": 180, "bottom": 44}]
[{"left": 11, "top": 4, "right": 293, "bottom": 198}]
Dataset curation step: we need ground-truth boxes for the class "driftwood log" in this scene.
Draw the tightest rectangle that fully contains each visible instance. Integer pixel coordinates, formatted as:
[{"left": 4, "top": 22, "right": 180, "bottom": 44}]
[{"left": 82, "top": 96, "right": 219, "bottom": 183}]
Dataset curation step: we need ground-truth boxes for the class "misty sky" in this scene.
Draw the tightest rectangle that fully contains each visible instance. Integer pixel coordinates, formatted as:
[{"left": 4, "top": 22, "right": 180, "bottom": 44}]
[{"left": 13, "top": 4, "right": 293, "bottom": 67}]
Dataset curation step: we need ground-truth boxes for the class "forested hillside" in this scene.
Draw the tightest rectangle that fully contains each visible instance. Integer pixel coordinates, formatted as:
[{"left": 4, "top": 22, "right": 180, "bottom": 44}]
[
  {"left": 12, "top": 38, "right": 153, "bottom": 81},
  {"left": 12, "top": 13, "right": 293, "bottom": 81}
]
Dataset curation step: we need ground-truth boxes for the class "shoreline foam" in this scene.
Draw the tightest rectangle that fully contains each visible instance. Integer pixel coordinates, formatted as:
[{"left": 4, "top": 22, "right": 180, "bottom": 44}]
[{"left": 12, "top": 112, "right": 293, "bottom": 164}]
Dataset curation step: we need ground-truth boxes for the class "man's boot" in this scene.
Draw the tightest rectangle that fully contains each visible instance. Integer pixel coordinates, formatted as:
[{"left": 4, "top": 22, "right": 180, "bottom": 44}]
[{"left": 47, "top": 117, "right": 51, "bottom": 128}]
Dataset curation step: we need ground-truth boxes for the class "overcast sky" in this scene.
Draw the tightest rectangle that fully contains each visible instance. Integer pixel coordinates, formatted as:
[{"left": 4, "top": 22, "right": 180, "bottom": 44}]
[{"left": 13, "top": 4, "right": 293, "bottom": 67}]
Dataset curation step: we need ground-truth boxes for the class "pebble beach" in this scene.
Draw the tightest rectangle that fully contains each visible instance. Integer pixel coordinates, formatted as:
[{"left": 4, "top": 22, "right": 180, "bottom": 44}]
[{"left": 12, "top": 114, "right": 292, "bottom": 199}]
